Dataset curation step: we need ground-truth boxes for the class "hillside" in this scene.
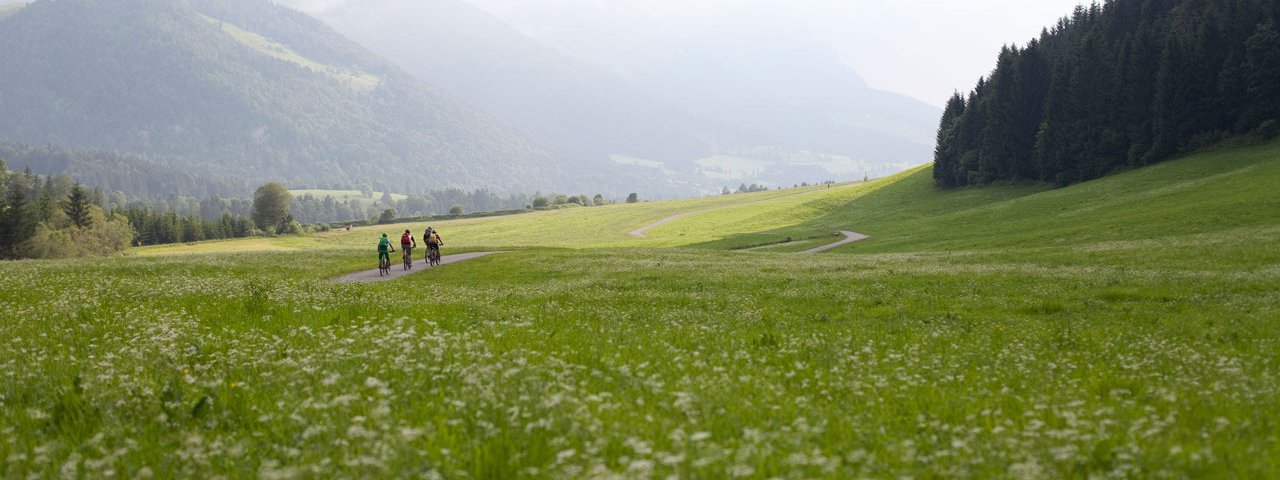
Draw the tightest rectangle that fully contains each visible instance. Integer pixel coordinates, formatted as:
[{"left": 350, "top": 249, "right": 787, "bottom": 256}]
[
  {"left": 0, "top": 142, "right": 243, "bottom": 199},
  {"left": 0, "top": 0, "right": 619, "bottom": 195},
  {"left": 934, "top": 0, "right": 1280, "bottom": 187},
  {"left": 696, "top": 140, "right": 1280, "bottom": 270}
]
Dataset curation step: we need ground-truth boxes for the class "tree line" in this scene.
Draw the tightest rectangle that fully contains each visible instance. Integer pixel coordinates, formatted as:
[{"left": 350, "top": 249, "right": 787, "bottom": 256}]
[
  {"left": 0, "top": 142, "right": 545, "bottom": 224},
  {"left": 0, "top": 160, "right": 134, "bottom": 258},
  {"left": 290, "top": 188, "right": 534, "bottom": 225},
  {"left": 2, "top": 156, "right": 643, "bottom": 257},
  {"left": 0, "top": 159, "right": 308, "bottom": 257},
  {"left": 934, "top": 0, "right": 1280, "bottom": 188}
]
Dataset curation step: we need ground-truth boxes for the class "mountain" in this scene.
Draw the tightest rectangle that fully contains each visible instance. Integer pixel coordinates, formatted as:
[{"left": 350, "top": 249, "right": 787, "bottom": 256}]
[
  {"left": 282, "top": 0, "right": 715, "bottom": 168},
  {"left": 626, "top": 38, "right": 941, "bottom": 175},
  {"left": 461, "top": 0, "right": 942, "bottom": 175},
  {"left": 934, "top": 0, "right": 1280, "bottom": 188},
  {"left": 0, "top": 0, "right": 620, "bottom": 195},
  {"left": 278, "top": 0, "right": 940, "bottom": 190}
]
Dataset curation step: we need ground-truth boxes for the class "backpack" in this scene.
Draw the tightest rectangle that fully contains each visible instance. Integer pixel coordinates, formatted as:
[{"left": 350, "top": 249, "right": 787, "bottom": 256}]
[{"left": 401, "top": 233, "right": 411, "bottom": 245}]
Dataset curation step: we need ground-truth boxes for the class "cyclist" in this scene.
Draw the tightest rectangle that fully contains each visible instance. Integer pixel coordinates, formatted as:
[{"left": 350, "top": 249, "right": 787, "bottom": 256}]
[
  {"left": 400, "top": 229, "right": 417, "bottom": 268},
  {"left": 425, "top": 227, "right": 443, "bottom": 259},
  {"left": 377, "top": 233, "right": 395, "bottom": 268}
]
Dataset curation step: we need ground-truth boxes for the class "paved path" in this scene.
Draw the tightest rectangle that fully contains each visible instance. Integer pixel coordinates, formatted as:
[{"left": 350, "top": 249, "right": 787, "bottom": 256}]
[
  {"left": 803, "top": 231, "right": 869, "bottom": 254},
  {"left": 332, "top": 251, "right": 504, "bottom": 284}
]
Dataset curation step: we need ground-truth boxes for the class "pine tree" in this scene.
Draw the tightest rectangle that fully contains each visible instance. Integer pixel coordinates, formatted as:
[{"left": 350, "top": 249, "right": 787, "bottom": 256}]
[
  {"left": 978, "top": 46, "right": 1019, "bottom": 183},
  {"left": 955, "top": 81, "right": 989, "bottom": 185},
  {"left": 1035, "top": 59, "right": 1074, "bottom": 185},
  {"left": 1010, "top": 40, "right": 1051, "bottom": 180},
  {"left": 932, "top": 92, "right": 967, "bottom": 187},
  {"left": 1119, "top": 24, "right": 1159, "bottom": 164},
  {"left": 1244, "top": 20, "right": 1280, "bottom": 127},
  {"left": 0, "top": 184, "right": 34, "bottom": 258},
  {"left": 62, "top": 183, "right": 93, "bottom": 228},
  {"left": 0, "top": 157, "right": 7, "bottom": 202}
]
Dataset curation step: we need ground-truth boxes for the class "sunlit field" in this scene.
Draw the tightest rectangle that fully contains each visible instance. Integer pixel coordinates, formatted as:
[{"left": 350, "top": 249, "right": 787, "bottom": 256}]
[
  {"left": 3, "top": 142, "right": 1280, "bottom": 478},
  {"left": 138, "top": 181, "right": 872, "bottom": 256}
]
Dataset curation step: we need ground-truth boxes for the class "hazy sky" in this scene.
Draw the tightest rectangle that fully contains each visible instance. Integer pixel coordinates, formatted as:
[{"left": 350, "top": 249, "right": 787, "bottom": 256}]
[{"left": 462, "top": 0, "right": 1087, "bottom": 107}]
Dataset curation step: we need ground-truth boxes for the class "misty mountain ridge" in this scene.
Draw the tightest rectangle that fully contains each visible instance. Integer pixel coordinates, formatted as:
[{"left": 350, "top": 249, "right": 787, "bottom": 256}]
[
  {"left": 0, "top": 0, "right": 640, "bottom": 196},
  {"left": 279, "top": 0, "right": 941, "bottom": 189},
  {"left": 0, "top": 0, "right": 942, "bottom": 200}
]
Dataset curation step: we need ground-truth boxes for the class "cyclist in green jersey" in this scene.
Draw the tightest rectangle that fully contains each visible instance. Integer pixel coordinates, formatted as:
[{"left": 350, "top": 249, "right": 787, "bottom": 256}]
[{"left": 377, "top": 233, "right": 395, "bottom": 264}]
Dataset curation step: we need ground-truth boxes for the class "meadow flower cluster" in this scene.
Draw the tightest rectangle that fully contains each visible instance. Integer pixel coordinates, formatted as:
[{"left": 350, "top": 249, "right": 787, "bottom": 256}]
[{"left": 1, "top": 247, "right": 1277, "bottom": 478}]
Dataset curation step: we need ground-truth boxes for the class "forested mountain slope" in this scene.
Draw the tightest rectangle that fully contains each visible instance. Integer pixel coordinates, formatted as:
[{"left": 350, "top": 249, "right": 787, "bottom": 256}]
[
  {"left": 934, "top": 0, "right": 1280, "bottom": 187},
  {"left": 0, "top": 0, "right": 614, "bottom": 194},
  {"left": 0, "top": 143, "right": 240, "bottom": 199}
]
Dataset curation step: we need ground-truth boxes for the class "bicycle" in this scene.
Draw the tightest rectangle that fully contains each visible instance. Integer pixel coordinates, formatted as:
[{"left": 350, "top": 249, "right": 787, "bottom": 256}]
[
  {"left": 427, "top": 245, "right": 441, "bottom": 267},
  {"left": 379, "top": 248, "right": 394, "bottom": 276},
  {"left": 403, "top": 246, "right": 413, "bottom": 270}
]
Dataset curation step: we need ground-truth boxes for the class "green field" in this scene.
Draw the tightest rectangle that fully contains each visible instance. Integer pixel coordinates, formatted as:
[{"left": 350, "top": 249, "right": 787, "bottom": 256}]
[{"left": 3, "top": 142, "right": 1279, "bottom": 478}]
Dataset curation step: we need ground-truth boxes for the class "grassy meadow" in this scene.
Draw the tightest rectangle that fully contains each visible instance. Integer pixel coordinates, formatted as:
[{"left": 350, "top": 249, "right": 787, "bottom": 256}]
[{"left": 2, "top": 142, "right": 1279, "bottom": 478}]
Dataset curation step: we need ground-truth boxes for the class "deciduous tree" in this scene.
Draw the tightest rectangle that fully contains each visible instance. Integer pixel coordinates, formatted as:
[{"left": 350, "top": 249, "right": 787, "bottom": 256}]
[{"left": 251, "top": 182, "right": 292, "bottom": 233}]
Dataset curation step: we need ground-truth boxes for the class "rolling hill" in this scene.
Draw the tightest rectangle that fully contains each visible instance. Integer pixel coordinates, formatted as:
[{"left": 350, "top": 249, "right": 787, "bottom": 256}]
[{"left": 0, "top": 0, "right": 627, "bottom": 195}]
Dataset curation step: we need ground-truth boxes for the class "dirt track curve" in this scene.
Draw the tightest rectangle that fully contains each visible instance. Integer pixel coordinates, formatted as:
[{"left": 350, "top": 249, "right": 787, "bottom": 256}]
[
  {"left": 627, "top": 185, "right": 859, "bottom": 238},
  {"left": 624, "top": 189, "right": 869, "bottom": 254},
  {"left": 332, "top": 251, "right": 504, "bottom": 284},
  {"left": 802, "top": 231, "right": 869, "bottom": 253}
]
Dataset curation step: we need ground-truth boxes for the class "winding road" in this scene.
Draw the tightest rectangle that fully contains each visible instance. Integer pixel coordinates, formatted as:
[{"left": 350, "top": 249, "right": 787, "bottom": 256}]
[
  {"left": 627, "top": 201, "right": 869, "bottom": 254},
  {"left": 626, "top": 185, "right": 868, "bottom": 253},
  {"left": 802, "top": 231, "right": 869, "bottom": 254},
  {"left": 332, "top": 251, "right": 504, "bottom": 284}
]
